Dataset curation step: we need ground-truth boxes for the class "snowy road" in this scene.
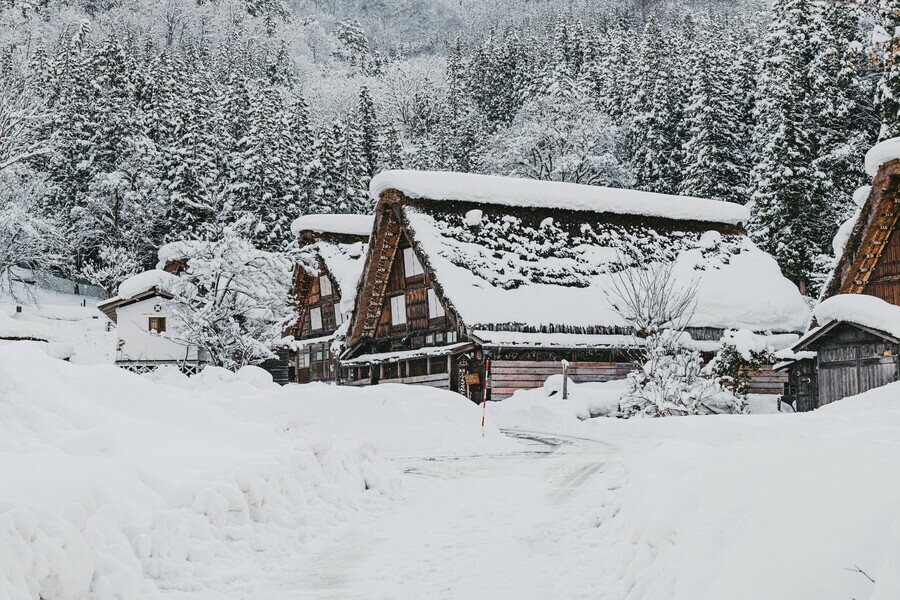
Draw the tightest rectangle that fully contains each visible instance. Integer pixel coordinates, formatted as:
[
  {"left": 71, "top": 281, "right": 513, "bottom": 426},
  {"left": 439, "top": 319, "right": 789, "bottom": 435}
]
[{"left": 286, "top": 429, "right": 620, "bottom": 600}]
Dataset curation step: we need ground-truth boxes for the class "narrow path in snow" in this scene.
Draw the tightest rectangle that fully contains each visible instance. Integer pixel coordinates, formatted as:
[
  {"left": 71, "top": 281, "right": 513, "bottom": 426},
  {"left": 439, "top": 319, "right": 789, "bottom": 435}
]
[{"left": 286, "top": 430, "right": 619, "bottom": 600}]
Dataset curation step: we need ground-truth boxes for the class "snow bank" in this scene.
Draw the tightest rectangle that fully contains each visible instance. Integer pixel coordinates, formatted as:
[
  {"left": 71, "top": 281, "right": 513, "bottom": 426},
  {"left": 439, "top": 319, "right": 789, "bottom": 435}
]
[
  {"left": 490, "top": 376, "right": 630, "bottom": 431},
  {"left": 813, "top": 293, "right": 900, "bottom": 338},
  {"left": 290, "top": 213, "right": 374, "bottom": 237},
  {"left": 526, "top": 382, "right": 900, "bottom": 600},
  {"left": 0, "top": 346, "right": 504, "bottom": 598},
  {"left": 0, "top": 310, "right": 52, "bottom": 340},
  {"left": 371, "top": 170, "right": 750, "bottom": 225},
  {"left": 865, "top": 136, "right": 900, "bottom": 176}
]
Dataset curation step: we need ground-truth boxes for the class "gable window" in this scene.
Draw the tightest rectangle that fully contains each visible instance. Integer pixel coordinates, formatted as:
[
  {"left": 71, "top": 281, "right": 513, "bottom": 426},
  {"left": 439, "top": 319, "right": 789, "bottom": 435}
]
[
  {"left": 427, "top": 288, "right": 445, "bottom": 318},
  {"left": 403, "top": 247, "right": 424, "bottom": 278},
  {"left": 148, "top": 316, "right": 167, "bottom": 333},
  {"left": 310, "top": 307, "right": 323, "bottom": 331},
  {"left": 390, "top": 294, "right": 407, "bottom": 325},
  {"left": 319, "top": 275, "right": 333, "bottom": 297},
  {"left": 334, "top": 302, "right": 344, "bottom": 326}
]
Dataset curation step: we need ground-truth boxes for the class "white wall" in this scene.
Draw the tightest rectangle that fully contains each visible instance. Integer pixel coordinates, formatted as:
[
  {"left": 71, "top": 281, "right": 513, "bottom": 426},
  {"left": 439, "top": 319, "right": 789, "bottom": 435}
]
[{"left": 116, "top": 297, "right": 201, "bottom": 363}]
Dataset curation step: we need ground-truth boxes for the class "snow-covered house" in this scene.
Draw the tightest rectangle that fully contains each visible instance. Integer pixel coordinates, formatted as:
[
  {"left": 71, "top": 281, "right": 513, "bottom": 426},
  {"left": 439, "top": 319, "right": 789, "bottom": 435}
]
[
  {"left": 97, "top": 270, "right": 208, "bottom": 373},
  {"left": 286, "top": 214, "right": 372, "bottom": 383},
  {"left": 341, "top": 170, "right": 810, "bottom": 401},
  {"left": 781, "top": 140, "right": 900, "bottom": 411}
]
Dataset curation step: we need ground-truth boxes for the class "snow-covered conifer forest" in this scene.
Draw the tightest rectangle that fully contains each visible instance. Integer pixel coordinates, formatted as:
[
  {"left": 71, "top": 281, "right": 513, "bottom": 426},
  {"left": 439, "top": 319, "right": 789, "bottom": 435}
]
[
  {"left": 0, "top": 0, "right": 895, "bottom": 295},
  {"left": 5, "top": 1, "right": 900, "bottom": 599}
]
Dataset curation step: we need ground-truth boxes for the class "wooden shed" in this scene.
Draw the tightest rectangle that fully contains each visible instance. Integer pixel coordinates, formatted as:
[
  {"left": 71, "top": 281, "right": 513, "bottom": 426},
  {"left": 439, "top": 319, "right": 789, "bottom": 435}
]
[
  {"left": 789, "top": 319, "right": 899, "bottom": 408},
  {"left": 341, "top": 170, "right": 809, "bottom": 401}
]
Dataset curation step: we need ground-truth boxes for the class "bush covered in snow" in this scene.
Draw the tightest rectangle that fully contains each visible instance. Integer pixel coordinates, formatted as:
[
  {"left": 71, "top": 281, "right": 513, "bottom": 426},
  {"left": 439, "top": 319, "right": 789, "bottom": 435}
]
[
  {"left": 619, "top": 338, "right": 745, "bottom": 418},
  {"left": 609, "top": 261, "right": 745, "bottom": 418},
  {"left": 710, "top": 329, "right": 776, "bottom": 398},
  {"left": 161, "top": 221, "right": 295, "bottom": 369}
]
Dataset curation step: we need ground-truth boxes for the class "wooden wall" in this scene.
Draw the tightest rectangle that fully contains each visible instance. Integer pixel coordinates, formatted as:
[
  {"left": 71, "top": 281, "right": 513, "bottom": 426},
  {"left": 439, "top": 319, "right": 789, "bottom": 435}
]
[
  {"left": 864, "top": 226, "right": 900, "bottom": 305},
  {"left": 490, "top": 360, "right": 633, "bottom": 399},
  {"left": 747, "top": 366, "right": 788, "bottom": 395},
  {"left": 813, "top": 323, "right": 898, "bottom": 406}
]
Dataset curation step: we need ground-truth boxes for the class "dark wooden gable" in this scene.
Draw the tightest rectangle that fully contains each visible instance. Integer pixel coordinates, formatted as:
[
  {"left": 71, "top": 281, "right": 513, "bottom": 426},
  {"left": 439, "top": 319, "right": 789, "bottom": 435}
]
[
  {"left": 825, "top": 159, "right": 900, "bottom": 303},
  {"left": 292, "top": 256, "right": 342, "bottom": 339},
  {"left": 346, "top": 194, "right": 461, "bottom": 353}
]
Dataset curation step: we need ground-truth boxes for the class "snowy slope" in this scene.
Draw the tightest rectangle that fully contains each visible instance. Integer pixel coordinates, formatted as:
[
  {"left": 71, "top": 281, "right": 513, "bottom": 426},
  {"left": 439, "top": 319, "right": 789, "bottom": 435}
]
[{"left": 0, "top": 346, "right": 509, "bottom": 600}]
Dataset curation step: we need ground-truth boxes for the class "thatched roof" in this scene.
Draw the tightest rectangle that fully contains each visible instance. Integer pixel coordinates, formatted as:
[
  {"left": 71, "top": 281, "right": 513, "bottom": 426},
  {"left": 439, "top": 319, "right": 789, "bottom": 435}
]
[{"left": 349, "top": 172, "right": 809, "bottom": 343}]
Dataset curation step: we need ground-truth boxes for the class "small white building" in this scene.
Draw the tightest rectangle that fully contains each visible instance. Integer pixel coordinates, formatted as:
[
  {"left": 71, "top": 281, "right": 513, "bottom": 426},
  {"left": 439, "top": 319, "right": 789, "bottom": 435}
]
[{"left": 97, "top": 270, "right": 207, "bottom": 373}]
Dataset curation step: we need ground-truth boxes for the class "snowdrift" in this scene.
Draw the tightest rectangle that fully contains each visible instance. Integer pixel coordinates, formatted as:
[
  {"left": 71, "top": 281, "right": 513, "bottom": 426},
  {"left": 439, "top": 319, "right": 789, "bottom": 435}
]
[
  {"left": 558, "top": 383, "right": 900, "bottom": 600},
  {"left": 0, "top": 346, "right": 505, "bottom": 599}
]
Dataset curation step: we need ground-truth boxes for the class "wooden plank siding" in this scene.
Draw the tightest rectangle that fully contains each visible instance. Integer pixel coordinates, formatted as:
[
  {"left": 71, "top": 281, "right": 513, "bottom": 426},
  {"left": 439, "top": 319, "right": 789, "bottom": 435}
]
[
  {"left": 490, "top": 360, "right": 633, "bottom": 399},
  {"left": 812, "top": 323, "right": 899, "bottom": 406},
  {"left": 747, "top": 366, "right": 789, "bottom": 395},
  {"left": 864, "top": 226, "right": 900, "bottom": 305}
]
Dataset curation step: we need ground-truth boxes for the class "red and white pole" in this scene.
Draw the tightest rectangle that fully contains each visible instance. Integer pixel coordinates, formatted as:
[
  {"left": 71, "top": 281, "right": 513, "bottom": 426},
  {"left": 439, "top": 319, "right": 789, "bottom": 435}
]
[{"left": 481, "top": 358, "right": 492, "bottom": 436}]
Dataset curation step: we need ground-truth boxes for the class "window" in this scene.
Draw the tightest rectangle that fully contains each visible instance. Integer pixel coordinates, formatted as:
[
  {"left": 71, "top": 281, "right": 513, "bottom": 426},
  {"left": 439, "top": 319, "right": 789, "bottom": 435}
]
[
  {"left": 447, "top": 331, "right": 458, "bottom": 343},
  {"left": 315, "top": 350, "right": 324, "bottom": 361},
  {"left": 319, "top": 275, "right": 333, "bottom": 297},
  {"left": 425, "top": 333, "right": 435, "bottom": 345},
  {"left": 148, "top": 316, "right": 167, "bottom": 333},
  {"left": 390, "top": 294, "right": 407, "bottom": 325},
  {"left": 427, "top": 288, "right": 445, "bottom": 318},
  {"left": 436, "top": 332, "right": 445, "bottom": 343},
  {"left": 403, "top": 247, "right": 424, "bottom": 278},
  {"left": 297, "top": 353, "right": 310, "bottom": 368},
  {"left": 334, "top": 303, "right": 343, "bottom": 326},
  {"left": 310, "top": 307, "right": 323, "bottom": 330}
]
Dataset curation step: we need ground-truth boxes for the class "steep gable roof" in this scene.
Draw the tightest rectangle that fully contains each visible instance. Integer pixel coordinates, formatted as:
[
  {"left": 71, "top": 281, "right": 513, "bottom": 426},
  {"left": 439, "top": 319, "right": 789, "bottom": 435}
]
[
  {"left": 293, "top": 216, "right": 371, "bottom": 344},
  {"left": 821, "top": 158, "right": 900, "bottom": 300},
  {"left": 348, "top": 172, "right": 810, "bottom": 345}
]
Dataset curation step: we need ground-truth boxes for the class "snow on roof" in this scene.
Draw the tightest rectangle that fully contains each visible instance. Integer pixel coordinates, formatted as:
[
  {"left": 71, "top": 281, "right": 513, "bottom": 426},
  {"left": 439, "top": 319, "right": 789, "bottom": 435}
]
[
  {"left": 342, "top": 342, "right": 473, "bottom": 365},
  {"left": 291, "top": 214, "right": 374, "bottom": 237},
  {"left": 403, "top": 206, "right": 810, "bottom": 334},
  {"left": 371, "top": 170, "right": 750, "bottom": 225},
  {"left": 865, "top": 137, "right": 900, "bottom": 176},
  {"left": 157, "top": 240, "right": 210, "bottom": 265},
  {"left": 0, "top": 311, "right": 52, "bottom": 341},
  {"left": 299, "top": 239, "right": 368, "bottom": 325},
  {"left": 100, "top": 270, "right": 178, "bottom": 307},
  {"left": 813, "top": 294, "right": 900, "bottom": 339},
  {"left": 473, "top": 331, "right": 637, "bottom": 348}
]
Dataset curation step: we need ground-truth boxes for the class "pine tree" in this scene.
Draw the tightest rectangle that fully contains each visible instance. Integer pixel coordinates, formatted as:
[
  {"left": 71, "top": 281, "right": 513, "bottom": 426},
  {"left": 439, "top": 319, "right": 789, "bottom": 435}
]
[
  {"left": 809, "top": 3, "right": 877, "bottom": 228},
  {"left": 356, "top": 85, "right": 381, "bottom": 178},
  {"left": 749, "top": 0, "right": 819, "bottom": 292},
  {"left": 875, "top": 0, "right": 900, "bottom": 139},
  {"left": 469, "top": 28, "right": 528, "bottom": 128},
  {"left": 630, "top": 17, "right": 682, "bottom": 194},
  {"left": 680, "top": 29, "right": 748, "bottom": 203},
  {"left": 382, "top": 120, "right": 403, "bottom": 170}
]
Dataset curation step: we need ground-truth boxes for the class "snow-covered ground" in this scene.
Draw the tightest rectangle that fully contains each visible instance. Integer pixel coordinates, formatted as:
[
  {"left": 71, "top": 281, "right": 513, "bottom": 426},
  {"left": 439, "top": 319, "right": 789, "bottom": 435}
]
[
  {"left": 3, "top": 285, "right": 899, "bottom": 600},
  {"left": 0, "top": 268, "right": 115, "bottom": 364}
]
